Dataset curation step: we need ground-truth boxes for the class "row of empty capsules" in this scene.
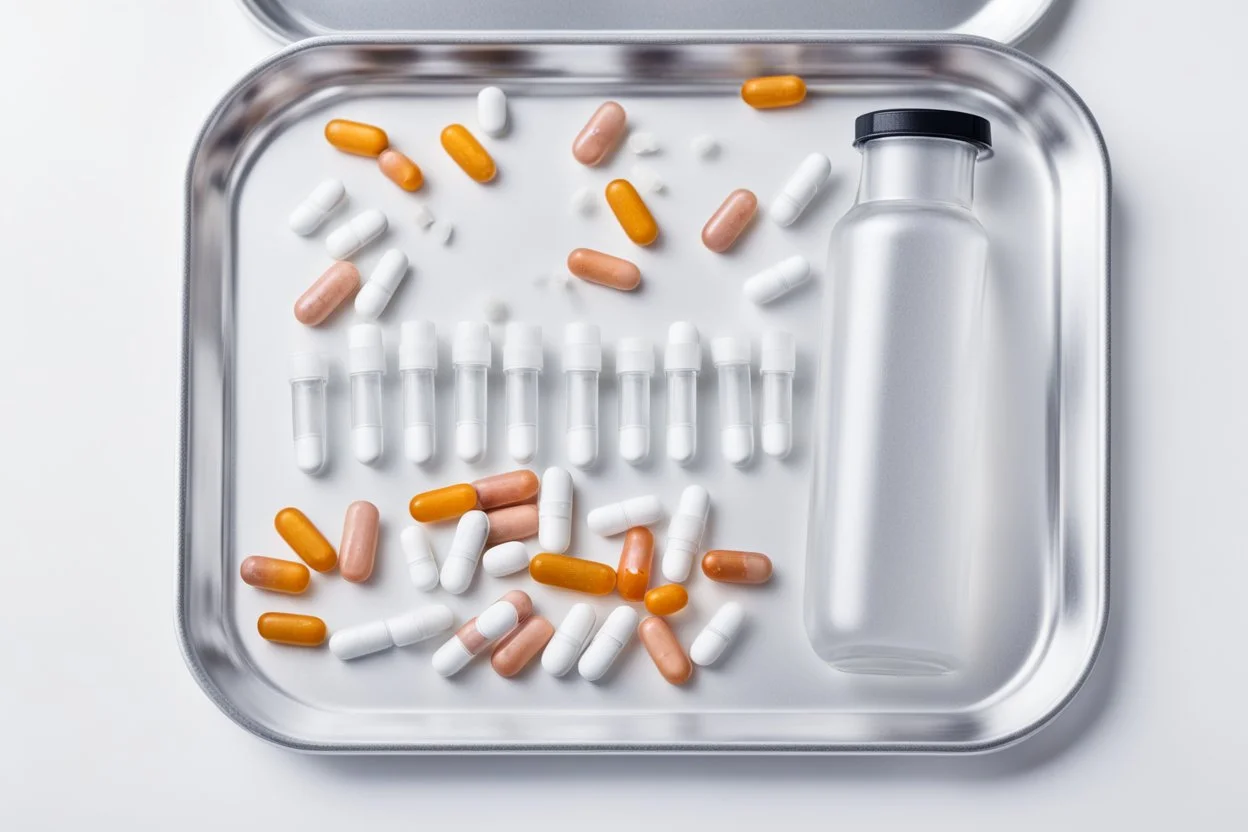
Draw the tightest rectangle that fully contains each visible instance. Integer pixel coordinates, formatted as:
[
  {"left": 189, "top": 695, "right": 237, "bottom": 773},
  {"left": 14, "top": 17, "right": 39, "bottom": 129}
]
[{"left": 290, "top": 319, "right": 797, "bottom": 473}]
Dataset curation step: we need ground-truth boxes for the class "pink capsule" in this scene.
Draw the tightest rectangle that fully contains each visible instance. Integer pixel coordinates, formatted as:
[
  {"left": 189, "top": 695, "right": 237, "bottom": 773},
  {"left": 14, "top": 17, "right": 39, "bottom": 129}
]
[
  {"left": 294, "top": 261, "right": 360, "bottom": 325},
  {"left": 701, "top": 189, "right": 758, "bottom": 253},
  {"left": 491, "top": 615, "right": 555, "bottom": 677},
  {"left": 572, "top": 101, "right": 627, "bottom": 166},
  {"left": 338, "top": 500, "right": 380, "bottom": 583}
]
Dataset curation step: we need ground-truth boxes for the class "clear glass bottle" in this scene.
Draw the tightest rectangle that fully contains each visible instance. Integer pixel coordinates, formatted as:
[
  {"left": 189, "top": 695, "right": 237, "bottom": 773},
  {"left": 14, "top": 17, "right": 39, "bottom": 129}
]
[{"left": 806, "top": 110, "right": 992, "bottom": 675}]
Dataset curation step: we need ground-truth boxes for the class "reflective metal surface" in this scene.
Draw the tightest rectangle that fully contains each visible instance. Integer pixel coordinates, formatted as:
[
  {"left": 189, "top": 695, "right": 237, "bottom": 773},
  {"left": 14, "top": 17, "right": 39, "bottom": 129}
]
[{"left": 179, "top": 34, "right": 1108, "bottom": 752}]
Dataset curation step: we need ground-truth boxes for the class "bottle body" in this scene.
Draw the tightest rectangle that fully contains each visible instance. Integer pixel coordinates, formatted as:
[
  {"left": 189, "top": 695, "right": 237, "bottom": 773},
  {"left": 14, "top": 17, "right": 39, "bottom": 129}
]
[
  {"left": 455, "top": 364, "right": 488, "bottom": 463},
  {"left": 402, "top": 368, "right": 435, "bottom": 464},
  {"left": 665, "top": 370, "right": 697, "bottom": 464},
  {"left": 290, "top": 376, "right": 327, "bottom": 473},
  {"left": 564, "top": 370, "right": 599, "bottom": 468},
  {"left": 349, "top": 371, "right": 383, "bottom": 464},
  {"left": 506, "top": 368, "right": 539, "bottom": 464},
  {"left": 617, "top": 370, "right": 650, "bottom": 463}
]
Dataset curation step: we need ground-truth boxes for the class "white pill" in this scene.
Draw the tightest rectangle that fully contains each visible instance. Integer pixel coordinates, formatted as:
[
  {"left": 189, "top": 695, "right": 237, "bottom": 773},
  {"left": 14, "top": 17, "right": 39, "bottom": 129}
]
[
  {"left": 439, "top": 510, "right": 490, "bottom": 594},
  {"left": 477, "top": 599, "right": 523, "bottom": 640},
  {"left": 482, "top": 541, "right": 531, "bottom": 577},
  {"left": 329, "top": 620, "right": 393, "bottom": 661},
  {"left": 431, "top": 220, "right": 454, "bottom": 245},
  {"left": 571, "top": 187, "right": 596, "bottom": 217},
  {"left": 386, "top": 605, "right": 455, "bottom": 647},
  {"left": 326, "top": 209, "right": 387, "bottom": 259},
  {"left": 586, "top": 494, "right": 663, "bottom": 537},
  {"left": 690, "top": 134, "right": 720, "bottom": 159},
  {"left": 628, "top": 131, "right": 660, "bottom": 155},
  {"left": 477, "top": 86, "right": 509, "bottom": 137},
  {"left": 415, "top": 203, "right": 436, "bottom": 229},
  {"left": 661, "top": 484, "right": 710, "bottom": 583},
  {"left": 743, "top": 254, "right": 811, "bottom": 305},
  {"left": 542, "top": 603, "right": 597, "bottom": 676},
  {"left": 690, "top": 602, "right": 745, "bottom": 666},
  {"left": 400, "top": 524, "right": 440, "bottom": 591},
  {"left": 539, "top": 466, "right": 573, "bottom": 553},
  {"left": 289, "top": 178, "right": 345, "bottom": 236},
  {"left": 578, "top": 606, "right": 638, "bottom": 681},
  {"left": 629, "top": 162, "right": 665, "bottom": 194},
  {"left": 354, "top": 248, "right": 409, "bottom": 320},
  {"left": 770, "top": 152, "right": 832, "bottom": 227}
]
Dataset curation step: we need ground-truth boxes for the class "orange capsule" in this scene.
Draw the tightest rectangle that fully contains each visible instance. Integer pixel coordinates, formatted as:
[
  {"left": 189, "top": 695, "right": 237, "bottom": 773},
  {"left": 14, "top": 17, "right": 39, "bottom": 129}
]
[
  {"left": 702, "top": 550, "right": 773, "bottom": 584},
  {"left": 338, "top": 500, "right": 379, "bottom": 583},
  {"left": 638, "top": 616, "right": 693, "bottom": 685},
  {"left": 529, "top": 553, "right": 617, "bottom": 596},
  {"left": 490, "top": 615, "right": 555, "bottom": 677},
  {"left": 409, "top": 483, "right": 479, "bottom": 523},
  {"left": 740, "top": 75, "right": 807, "bottom": 109},
  {"left": 472, "top": 469, "right": 540, "bottom": 511},
  {"left": 701, "top": 189, "right": 758, "bottom": 253},
  {"left": 294, "top": 261, "right": 360, "bottom": 326},
  {"left": 324, "top": 119, "right": 390, "bottom": 157},
  {"left": 605, "top": 179, "right": 659, "bottom": 246},
  {"left": 274, "top": 507, "right": 337, "bottom": 572},
  {"left": 616, "top": 527, "right": 655, "bottom": 602},
  {"left": 440, "top": 124, "right": 496, "bottom": 183},
  {"left": 572, "top": 101, "right": 627, "bottom": 166},
  {"left": 644, "top": 583, "right": 689, "bottom": 616},
  {"left": 257, "top": 612, "right": 327, "bottom": 646},
  {"left": 378, "top": 149, "right": 423, "bottom": 192},
  {"left": 567, "top": 248, "right": 642, "bottom": 291},
  {"left": 485, "top": 503, "right": 539, "bottom": 547},
  {"left": 239, "top": 556, "right": 310, "bottom": 594}
]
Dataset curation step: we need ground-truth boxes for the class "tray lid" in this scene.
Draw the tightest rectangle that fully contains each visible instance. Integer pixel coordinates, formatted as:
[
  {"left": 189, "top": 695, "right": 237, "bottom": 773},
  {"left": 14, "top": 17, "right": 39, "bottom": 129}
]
[{"left": 238, "top": 0, "right": 1055, "bottom": 47}]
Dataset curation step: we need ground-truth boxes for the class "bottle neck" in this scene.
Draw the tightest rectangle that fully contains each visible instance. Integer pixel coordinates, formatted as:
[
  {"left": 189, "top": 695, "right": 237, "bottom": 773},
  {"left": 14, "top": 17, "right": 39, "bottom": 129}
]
[{"left": 856, "top": 136, "right": 979, "bottom": 208}]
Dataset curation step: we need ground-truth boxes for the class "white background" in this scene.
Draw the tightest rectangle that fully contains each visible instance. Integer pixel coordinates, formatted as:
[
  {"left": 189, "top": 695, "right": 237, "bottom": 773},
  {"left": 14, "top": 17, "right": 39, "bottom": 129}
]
[{"left": 2, "top": 0, "right": 1245, "bottom": 827}]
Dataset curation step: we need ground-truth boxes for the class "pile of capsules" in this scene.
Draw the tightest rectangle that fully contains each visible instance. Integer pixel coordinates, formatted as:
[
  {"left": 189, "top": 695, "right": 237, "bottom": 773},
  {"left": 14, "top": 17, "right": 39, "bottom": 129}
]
[{"left": 245, "top": 468, "right": 769, "bottom": 684}]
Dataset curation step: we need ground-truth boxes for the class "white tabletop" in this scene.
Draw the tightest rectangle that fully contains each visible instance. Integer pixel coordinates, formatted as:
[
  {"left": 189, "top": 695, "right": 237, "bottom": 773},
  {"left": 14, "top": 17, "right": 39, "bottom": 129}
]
[{"left": 2, "top": 0, "right": 1245, "bottom": 826}]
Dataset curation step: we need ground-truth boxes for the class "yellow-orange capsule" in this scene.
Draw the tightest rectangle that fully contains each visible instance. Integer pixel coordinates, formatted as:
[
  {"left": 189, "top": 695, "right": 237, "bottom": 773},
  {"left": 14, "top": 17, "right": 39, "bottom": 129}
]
[
  {"left": 440, "top": 124, "right": 496, "bottom": 183},
  {"left": 529, "top": 553, "right": 617, "bottom": 596},
  {"left": 605, "top": 179, "right": 659, "bottom": 246},
  {"left": 324, "top": 119, "right": 390, "bottom": 157},
  {"left": 644, "top": 583, "right": 689, "bottom": 616},
  {"left": 740, "top": 75, "right": 807, "bottom": 109},
  {"left": 702, "top": 550, "right": 773, "bottom": 584},
  {"left": 472, "top": 469, "right": 540, "bottom": 511},
  {"left": 240, "top": 556, "right": 310, "bottom": 594},
  {"left": 378, "top": 149, "right": 423, "bottom": 192},
  {"left": 409, "top": 483, "right": 479, "bottom": 523},
  {"left": 616, "top": 527, "right": 654, "bottom": 602},
  {"left": 701, "top": 189, "right": 758, "bottom": 253},
  {"left": 638, "top": 616, "right": 693, "bottom": 685},
  {"left": 257, "top": 612, "right": 327, "bottom": 646},
  {"left": 567, "top": 248, "right": 642, "bottom": 291},
  {"left": 274, "top": 507, "right": 337, "bottom": 572}
]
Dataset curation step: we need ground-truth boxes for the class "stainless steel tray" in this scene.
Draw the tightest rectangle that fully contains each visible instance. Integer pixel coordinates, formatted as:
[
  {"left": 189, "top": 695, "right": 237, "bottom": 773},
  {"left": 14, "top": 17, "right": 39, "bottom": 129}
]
[{"left": 178, "top": 33, "right": 1109, "bottom": 752}]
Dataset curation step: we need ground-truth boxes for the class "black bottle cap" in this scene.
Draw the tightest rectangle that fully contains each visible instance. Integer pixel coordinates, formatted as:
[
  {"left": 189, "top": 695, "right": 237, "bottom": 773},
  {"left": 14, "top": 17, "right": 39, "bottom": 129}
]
[{"left": 854, "top": 109, "right": 992, "bottom": 157}]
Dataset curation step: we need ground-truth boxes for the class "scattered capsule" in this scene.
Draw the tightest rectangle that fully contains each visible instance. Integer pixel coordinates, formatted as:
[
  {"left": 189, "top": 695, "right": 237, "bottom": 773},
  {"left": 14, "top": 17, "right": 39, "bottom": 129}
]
[
  {"left": 324, "top": 119, "right": 389, "bottom": 157},
  {"left": 294, "top": 261, "right": 360, "bottom": 326},
  {"left": 491, "top": 616, "right": 555, "bottom": 677},
  {"left": 572, "top": 101, "right": 627, "bottom": 166},
  {"left": 542, "top": 603, "right": 597, "bottom": 676},
  {"left": 409, "top": 483, "right": 479, "bottom": 523},
  {"left": 472, "top": 469, "right": 540, "bottom": 511},
  {"left": 567, "top": 248, "right": 641, "bottom": 291},
  {"left": 690, "top": 602, "right": 745, "bottom": 666},
  {"left": 661, "top": 484, "right": 710, "bottom": 583},
  {"left": 702, "top": 189, "right": 758, "bottom": 253},
  {"left": 587, "top": 494, "right": 663, "bottom": 537},
  {"left": 239, "top": 556, "right": 310, "bottom": 594},
  {"left": 257, "top": 612, "right": 326, "bottom": 646},
  {"left": 538, "top": 466, "right": 573, "bottom": 553},
  {"left": 378, "top": 149, "right": 424, "bottom": 192},
  {"left": 578, "top": 605, "right": 638, "bottom": 682},
  {"left": 702, "top": 550, "right": 773, "bottom": 584},
  {"left": 430, "top": 220, "right": 455, "bottom": 244},
  {"left": 743, "top": 254, "right": 811, "bottom": 305},
  {"left": 605, "top": 179, "right": 659, "bottom": 246},
  {"left": 440, "top": 510, "right": 490, "bottom": 595},
  {"left": 482, "top": 541, "right": 532, "bottom": 577},
  {"left": 325, "top": 209, "right": 387, "bottom": 260},
  {"left": 401, "top": 524, "right": 440, "bottom": 591},
  {"left": 288, "top": 178, "right": 346, "bottom": 236},
  {"left": 741, "top": 75, "right": 807, "bottom": 109},
  {"left": 615, "top": 527, "right": 654, "bottom": 602},
  {"left": 644, "top": 583, "right": 689, "bottom": 616},
  {"left": 770, "top": 152, "right": 832, "bottom": 226},
  {"left": 432, "top": 590, "right": 532, "bottom": 677},
  {"left": 336, "top": 500, "right": 379, "bottom": 583},
  {"left": 354, "top": 248, "right": 409, "bottom": 321},
  {"left": 477, "top": 86, "right": 509, "bottom": 137},
  {"left": 441, "top": 124, "right": 496, "bottom": 183},
  {"left": 529, "top": 553, "right": 617, "bottom": 596},
  {"left": 638, "top": 616, "right": 693, "bottom": 685},
  {"left": 329, "top": 606, "right": 454, "bottom": 660},
  {"left": 485, "top": 503, "right": 539, "bottom": 547},
  {"left": 274, "top": 507, "right": 337, "bottom": 572}
]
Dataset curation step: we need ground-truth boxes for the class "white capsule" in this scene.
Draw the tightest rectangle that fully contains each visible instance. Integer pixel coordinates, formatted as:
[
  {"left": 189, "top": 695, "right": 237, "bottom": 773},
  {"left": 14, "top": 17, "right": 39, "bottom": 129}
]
[
  {"left": 542, "top": 603, "right": 597, "bottom": 676},
  {"left": 711, "top": 337, "right": 754, "bottom": 467},
  {"left": 760, "top": 330, "right": 797, "bottom": 459},
  {"left": 664, "top": 322, "right": 702, "bottom": 465},
  {"left": 482, "top": 541, "right": 532, "bottom": 577},
  {"left": 770, "top": 153, "right": 832, "bottom": 227},
  {"left": 743, "top": 254, "right": 811, "bottom": 305},
  {"left": 661, "top": 484, "right": 710, "bottom": 583},
  {"left": 504, "top": 323, "right": 543, "bottom": 464},
  {"left": 386, "top": 605, "right": 455, "bottom": 646},
  {"left": 329, "top": 620, "right": 393, "bottom": 661},
  {"left": 571, "top": 187, "right": 597, "bottom": 217},
  {"left": 615, "top": 337, "right": 654, "bottom": 464},
  {"left": 629, "top": 162, "right": 665, "bottom": 194},
  {"left": 439, "top": 510, "right": 490, "bottom": 594},
  {"left": 354, "top": 248, "right": 409, "bottom": 320},
  {"left": 431, "top": 595, "right": 526, "bottom": 677},
  {"left": 578, "top": 605, "right": 638, "bottom": 681},
  {"left": 628, "top": 131, "right": 660, "bottom": 155},
  {"left": 347, "top": 323, "right": 385, "bottom": 464},
  {"left": 326, "top": 208, "right": 387, "bottom": 259},
  {"left": 690, "top": 602, "right": 745, "bottom": 666},
  {"left": 587, "top": 494, "right": 663, "bottom": 537},
  {"left": 564, "top": 323, "right": 602, "bottom": 469},
  {"left": 538, "top": 466, "right": 573, "bottom": 553},
  {"left": 288, "top": 178, "right": 345, "bottom": 236},
  {"left": 477, "top": 86, "right": 509, "bottom": 137},
  {"left": 431, "top": 220, "right": 454, "bottom": 245},
  {"left": 415, "top": 203, "right": 436, "bottom": 229},
  {"left": 399, "top": 321, "right": 438, "bottom": 465},
  {"left": 453, "top": 322, "right": 491, "bottom": 463},
  {"left": 400, "top": 524, "right": 439, "bottom": 591},
  {"left": 289, "top": 352, "right": 328, "bottom": 474},
  {"left": 690, "top": 134, "right": 720, "bottom": 159}
]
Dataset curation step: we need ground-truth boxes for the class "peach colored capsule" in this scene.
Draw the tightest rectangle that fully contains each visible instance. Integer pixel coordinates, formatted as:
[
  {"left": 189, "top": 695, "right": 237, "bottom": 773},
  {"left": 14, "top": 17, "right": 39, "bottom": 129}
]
[
  {"left": 572, "top": 101, "right": 627, "bottom": 166},
  {"left": 338, "top": 500, "right": 380, "bottom": 583},
  {"left": 294, "top": 261, "right": 360, "bottom": 326},
  {"left": 638, "top": 616, "right": 693, "bottom": 685},
  {"left": 616, "top": 527, "right": 655, "bottom": 602},
  {"left": 491, "top": 615, "right": 555, "bottom": 677},
  {"left": 239, "top": 556, "right": 310, "bottom": 594},
  {"left": 567, "top": 248, "right": 642, "bottom": 291},
  {"left": 324, "top": 119, "right": 390, "bottom": 157},
  {"left": 472, "top": 469, "right": 540, "bottom": 511},
  {"left": 702, "top": 549, "right": 773, "bottom": 584},
  {"left": 701, "top": 189, "right": 758, "bottom": 253},
  {"left": 605, "top": 179, "right": 659, "bottom": 246},
  {"left": 484, "top": 503, "right": 539, "bottom": 547},
  {"left": 257, "top": 612, "right": 327, "bottom": 646},
  {"left": 378, "top": 149, "right": 423, "bottom": 192}
]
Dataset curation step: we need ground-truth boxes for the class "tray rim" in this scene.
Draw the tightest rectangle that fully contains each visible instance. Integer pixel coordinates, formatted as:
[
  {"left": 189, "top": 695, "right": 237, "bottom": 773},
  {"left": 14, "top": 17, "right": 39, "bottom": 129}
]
[{"left": 176, "top": 30, "right": 1111, "bottom": 754}]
